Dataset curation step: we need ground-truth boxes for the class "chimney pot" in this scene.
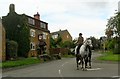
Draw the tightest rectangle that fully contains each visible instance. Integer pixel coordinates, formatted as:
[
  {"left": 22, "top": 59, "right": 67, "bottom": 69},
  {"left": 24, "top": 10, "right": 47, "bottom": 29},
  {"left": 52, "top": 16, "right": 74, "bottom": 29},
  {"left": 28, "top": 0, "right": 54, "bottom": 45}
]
[{"left": 34, "top": 12, "right": 40, "bottom": 20}]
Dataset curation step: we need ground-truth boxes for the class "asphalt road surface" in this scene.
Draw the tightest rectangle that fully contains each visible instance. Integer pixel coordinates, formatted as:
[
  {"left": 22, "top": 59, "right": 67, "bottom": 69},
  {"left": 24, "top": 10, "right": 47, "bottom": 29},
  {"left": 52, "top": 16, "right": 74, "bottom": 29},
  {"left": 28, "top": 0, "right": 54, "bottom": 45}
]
[{"left": 2, "top": 52, "right": 119, "bottom": 78}]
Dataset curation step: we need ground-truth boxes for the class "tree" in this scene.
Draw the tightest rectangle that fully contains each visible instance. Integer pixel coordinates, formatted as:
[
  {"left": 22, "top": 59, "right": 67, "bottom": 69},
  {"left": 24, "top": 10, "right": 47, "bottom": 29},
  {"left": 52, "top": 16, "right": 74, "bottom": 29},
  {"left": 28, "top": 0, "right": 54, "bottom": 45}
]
[
  {"left": 106, "top": 13, "right": 120, "bottom": 38},
  {"left": 2, "top": 12, "right": 30, "bottom": 57},
  {"left": 50, "top": 37, "right": 57, "bottom": 48},
  {"left": 106, "top": 12, "right": 120, "bottom": 54},
  {"left": 90, "top": 37, "right": 100, "bottom": 50},
  {"left": 50, "top": 36, "right": 62, "bottom": 48}
]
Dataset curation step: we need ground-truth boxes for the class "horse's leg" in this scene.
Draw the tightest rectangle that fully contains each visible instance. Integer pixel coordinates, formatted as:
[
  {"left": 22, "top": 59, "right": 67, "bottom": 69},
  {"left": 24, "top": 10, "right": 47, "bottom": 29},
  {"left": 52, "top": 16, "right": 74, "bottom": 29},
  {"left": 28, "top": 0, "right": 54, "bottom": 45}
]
[
  {"left": 85, "top": 56, "right": 88, "bottom": 68},
  {"left": 88, "top": 47, "right": 92, "bottom": 68},
  {"left": 88, "top": 54, "right": 92, "bottom": 68},
  {"left": 81, "top": 58, "right": 84, "bottom": 70},
  {"left": 76, "top": 55, "right": 79, "bottom": 70}
]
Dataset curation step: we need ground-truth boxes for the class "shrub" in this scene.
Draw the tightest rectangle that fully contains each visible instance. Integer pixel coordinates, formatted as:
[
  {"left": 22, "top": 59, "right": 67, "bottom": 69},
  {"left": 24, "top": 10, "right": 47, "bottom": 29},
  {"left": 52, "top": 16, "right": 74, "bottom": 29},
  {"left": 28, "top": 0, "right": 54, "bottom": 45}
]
[{"left": 6, "top": 40, "right": 18, "bottom": 60}]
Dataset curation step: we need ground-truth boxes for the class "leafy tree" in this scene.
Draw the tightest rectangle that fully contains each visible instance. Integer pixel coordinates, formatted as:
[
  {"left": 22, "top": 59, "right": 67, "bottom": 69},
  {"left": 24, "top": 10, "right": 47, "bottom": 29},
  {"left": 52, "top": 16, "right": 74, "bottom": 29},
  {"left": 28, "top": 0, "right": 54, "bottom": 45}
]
[
  {"left": 50, "top": 37, "right": 57, "bottom": 48},
  {"left": 61, "top": 41, "right": 75, "bottom": 49},
  {"left": 2, "top": 12, "right": 30, "bottom": 57},
  {"left": 90, "top": 37, "right": 100, "bottom": 50},
  {"left": 56, "top": 35, "right": 62, "bottom": 46},
  {"left": 106, "top": 12, "right": 120, "bottom": 54},
  {"left": 50, "top": 36, "right": 62, "bottom": 48}
]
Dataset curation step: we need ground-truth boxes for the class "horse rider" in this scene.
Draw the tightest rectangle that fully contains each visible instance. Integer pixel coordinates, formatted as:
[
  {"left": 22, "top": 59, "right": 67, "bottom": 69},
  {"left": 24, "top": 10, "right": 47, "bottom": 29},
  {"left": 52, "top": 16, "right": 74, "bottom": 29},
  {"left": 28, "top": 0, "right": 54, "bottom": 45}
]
[{"left": 76, "top": 33, "right": 84, "bottom": 54}]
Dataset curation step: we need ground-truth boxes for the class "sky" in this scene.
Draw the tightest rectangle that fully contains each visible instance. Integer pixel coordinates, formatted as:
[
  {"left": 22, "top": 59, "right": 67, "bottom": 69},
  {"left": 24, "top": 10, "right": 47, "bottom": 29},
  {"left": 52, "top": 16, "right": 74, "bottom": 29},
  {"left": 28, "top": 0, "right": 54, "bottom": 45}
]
[{"left": 0, "top": 0, "right": 119, "bottom": 39}]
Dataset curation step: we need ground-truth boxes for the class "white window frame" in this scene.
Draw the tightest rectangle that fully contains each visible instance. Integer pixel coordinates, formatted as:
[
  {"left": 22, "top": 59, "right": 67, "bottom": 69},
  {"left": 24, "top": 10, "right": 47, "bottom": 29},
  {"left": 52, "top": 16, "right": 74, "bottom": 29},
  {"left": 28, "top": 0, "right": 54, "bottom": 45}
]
[{"left": 30, "top": 29, "right": 35, "bottom": 37}]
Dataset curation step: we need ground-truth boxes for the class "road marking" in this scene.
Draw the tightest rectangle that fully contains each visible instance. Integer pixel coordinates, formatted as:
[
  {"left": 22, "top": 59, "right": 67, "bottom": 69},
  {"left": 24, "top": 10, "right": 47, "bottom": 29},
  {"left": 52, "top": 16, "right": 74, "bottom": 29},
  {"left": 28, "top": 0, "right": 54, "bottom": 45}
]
[
  {"left": 61, "top": 62, "right": 68, "bottom": 67},
  {"left": 58, "top": 62, "right": 68, "bottom": 78},
  {"left": 112, "top": 76, "right": 120, "bottom": 78},
  {"left": 87, "top": 68, "right": 102, "bottom": 71},
  {"left": 58, "top": 69, "right": 64, "bottom": 79},
  {"left": 59, "top": 70, "right": 61, "bottom": 74}
]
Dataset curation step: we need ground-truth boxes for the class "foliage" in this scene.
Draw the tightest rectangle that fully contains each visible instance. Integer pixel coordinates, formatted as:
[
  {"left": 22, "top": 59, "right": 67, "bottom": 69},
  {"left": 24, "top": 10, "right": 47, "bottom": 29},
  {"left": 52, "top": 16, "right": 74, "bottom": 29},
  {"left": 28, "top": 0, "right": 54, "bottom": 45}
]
[
  {"left": 1, "top": 57, "right": 40, "bottom": 68},
  {"left": 60, "top": 41, "right": 75, "bottom": 48},
  {"left": 6, "top": 40, "right": 18, "bottom": 59},
  {"left": 50, "top": 37, "right": 57, "bottom": 48},
  {"left": 50, "top": 36, "right": 62, "bottom": 48},
  {"left": 2, "top": 12, "right": 30, "bottom": 57},
  {"left": 17, "top": 15, "right": 30, "bottom": 57},
  {"left": 105, "top": 12, "right": 120, "bottom": 54},
  {"left": 107, "top": 39, "right": 116, "bottom": 50},
  {"left": 98, "top": 51, "right": 120, "bottom": 61},
  {"left": 90, "top": 37, "right": 100, "bottom": 50},
  {"left": 106, "top": 13, "right": 120, "bottom": 38},
  {"left": 56, "top": 35, "right": 62, "bottom": 47}
]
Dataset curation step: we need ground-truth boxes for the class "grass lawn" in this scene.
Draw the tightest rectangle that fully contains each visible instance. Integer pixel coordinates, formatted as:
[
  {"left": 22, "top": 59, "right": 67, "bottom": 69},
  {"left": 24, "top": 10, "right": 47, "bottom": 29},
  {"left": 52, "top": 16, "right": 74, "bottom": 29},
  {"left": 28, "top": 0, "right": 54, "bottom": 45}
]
[
  {"left": 0, "top": 57, "right": 41, "bottom": 68},
  {"left": 62, "top": 54, "right": 75, "bottom": 58},
  {"left": 97, "top": 51, "right": 120, "bottom": 61}
]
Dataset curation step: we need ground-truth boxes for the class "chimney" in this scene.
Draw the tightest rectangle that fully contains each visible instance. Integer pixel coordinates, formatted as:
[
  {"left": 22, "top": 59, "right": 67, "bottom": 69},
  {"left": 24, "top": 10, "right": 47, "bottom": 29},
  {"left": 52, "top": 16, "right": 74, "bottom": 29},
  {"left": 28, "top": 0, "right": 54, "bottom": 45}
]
[
  {"left": 34, "top": 12, "right": 40, "bottom": 20},
  {"left": 9, "top": 4, "right": 15, "bottom": 13}
]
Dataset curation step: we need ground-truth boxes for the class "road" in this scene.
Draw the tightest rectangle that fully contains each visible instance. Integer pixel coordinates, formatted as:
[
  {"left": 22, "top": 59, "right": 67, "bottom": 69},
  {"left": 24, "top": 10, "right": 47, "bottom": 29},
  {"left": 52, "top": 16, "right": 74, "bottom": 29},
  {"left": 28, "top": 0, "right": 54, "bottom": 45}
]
[{"left": 2, "top": 52, "right": 119, "bottom": 78}]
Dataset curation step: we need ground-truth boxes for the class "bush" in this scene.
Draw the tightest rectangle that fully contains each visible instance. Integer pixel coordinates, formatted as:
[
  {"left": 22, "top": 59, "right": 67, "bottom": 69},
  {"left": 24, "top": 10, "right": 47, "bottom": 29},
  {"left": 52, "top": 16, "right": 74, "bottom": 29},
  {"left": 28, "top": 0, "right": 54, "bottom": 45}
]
[
  {"left": 113, "top": 43, "right": 120, "bottom": 54},
  {"left": 6, "top": 40, "right": 18, "bottom": 60}
]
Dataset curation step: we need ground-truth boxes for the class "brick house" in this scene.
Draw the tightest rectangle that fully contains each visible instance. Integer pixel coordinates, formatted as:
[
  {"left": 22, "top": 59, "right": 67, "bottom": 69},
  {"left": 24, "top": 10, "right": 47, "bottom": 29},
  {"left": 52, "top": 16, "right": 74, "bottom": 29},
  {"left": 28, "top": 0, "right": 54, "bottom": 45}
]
[
  {"left": 2, "top": 4, "right": 50, "bottom": 57},
  {"left": 0, "top": 18, "right": 6, "bottom": 61},
  {"left": 26, "top": 13, "right": 50, "bottom": 57},
  {"left": 51, "top": 29, "right": 72, "bottom": 43}
]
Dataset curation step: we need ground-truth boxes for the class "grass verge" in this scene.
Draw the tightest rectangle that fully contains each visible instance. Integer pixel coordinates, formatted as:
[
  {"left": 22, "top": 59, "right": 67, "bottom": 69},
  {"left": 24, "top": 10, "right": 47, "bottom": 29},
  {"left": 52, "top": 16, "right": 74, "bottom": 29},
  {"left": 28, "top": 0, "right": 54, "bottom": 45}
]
[
  {"left": 62, "top": 54, "right": 75, "bottom": 58},
  {"left": 0, "top": 57, "right": 41, "bottom": 68},
  {"left": 97, "top": 51, "right": 120, "bottom": 61}
]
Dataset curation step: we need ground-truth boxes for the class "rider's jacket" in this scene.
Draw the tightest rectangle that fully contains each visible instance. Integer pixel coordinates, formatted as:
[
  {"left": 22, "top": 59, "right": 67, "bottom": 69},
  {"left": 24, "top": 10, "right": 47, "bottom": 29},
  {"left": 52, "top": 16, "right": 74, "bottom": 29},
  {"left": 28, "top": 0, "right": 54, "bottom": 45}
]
[{"left": 77, "top": 36, "right": 84, "bottom": 45}]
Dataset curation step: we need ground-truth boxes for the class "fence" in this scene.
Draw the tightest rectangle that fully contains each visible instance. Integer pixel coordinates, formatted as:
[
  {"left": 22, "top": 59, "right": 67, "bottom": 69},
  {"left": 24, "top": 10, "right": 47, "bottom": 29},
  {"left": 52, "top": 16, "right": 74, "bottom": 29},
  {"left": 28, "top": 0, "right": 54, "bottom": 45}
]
[{"left": 49, "top": 48, "right": 70, "bottom": 56}]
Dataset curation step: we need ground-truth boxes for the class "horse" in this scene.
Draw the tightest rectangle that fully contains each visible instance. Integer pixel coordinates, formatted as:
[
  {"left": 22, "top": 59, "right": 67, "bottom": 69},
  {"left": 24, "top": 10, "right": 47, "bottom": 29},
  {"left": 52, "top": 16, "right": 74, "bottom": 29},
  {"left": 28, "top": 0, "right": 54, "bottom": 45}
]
[{"left": 75, "top": 38, "right": 92, "bottom": 70}]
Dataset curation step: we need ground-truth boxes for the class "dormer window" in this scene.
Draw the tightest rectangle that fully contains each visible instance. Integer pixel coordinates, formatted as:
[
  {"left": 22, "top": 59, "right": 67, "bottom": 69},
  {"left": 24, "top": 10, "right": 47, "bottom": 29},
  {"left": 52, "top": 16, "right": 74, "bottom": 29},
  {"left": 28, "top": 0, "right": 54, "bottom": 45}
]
[
  {"left": 28, "top": 18, "right": 35, "bottom": 25},
  {"left": 40, "top": 22, "right": 46, "bottom": 29}
]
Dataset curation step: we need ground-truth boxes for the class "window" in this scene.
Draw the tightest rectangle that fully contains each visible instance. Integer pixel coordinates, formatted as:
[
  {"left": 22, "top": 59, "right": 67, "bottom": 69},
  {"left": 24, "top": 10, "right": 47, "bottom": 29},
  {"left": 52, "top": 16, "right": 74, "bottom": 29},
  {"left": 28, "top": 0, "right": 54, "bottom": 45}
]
[
  {"left": 40, "top": 22, "right": 46, "bottom": 29},
  {"left": 28, "top": 18, "right": 35, "bottom": 25},
  {"left": 52, "top": 34, "right": 58, "bottom": 39},
  {"left": 43, "top": 32, "right": 48, "bottom": 39},
  {"left": 30, "top": 29, "right": 35, "bottom": 37},
  {"left": 67, "top": 35, "right": 69, "bottom": 38},
  {"left": 30, "top": 42, "right": 35, "bottom": 50}
]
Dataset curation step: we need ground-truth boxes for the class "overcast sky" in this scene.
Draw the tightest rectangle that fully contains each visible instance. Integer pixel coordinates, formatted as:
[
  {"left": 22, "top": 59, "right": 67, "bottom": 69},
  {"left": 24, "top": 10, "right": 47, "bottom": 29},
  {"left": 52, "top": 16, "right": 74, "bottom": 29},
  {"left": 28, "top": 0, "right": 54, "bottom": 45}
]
[{"left": 0, "top": 0, "right": 119, "bottom": 39}]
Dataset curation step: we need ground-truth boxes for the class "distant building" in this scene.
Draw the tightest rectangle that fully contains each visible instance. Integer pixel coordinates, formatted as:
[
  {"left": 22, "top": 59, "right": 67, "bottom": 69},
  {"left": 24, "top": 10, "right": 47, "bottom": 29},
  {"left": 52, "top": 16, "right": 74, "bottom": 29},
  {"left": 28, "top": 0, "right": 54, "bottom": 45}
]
[
  {"left": 51, "top": 29, "right": 72, "bottom": 43},
  {"left": 2, "top": 4, "right": 50, "bottom": 57},
  {"left": 0, "top": 18, "right": 6, "bottom": 61}
]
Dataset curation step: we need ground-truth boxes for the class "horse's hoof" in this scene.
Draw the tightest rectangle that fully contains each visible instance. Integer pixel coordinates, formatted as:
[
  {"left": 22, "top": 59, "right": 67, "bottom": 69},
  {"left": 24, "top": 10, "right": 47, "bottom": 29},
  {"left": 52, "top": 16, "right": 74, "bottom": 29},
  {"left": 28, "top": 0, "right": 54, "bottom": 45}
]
[
  {"left": 85, "top": 66, "right": 88, "bottom": 68},
  {"left": 77, "top": 68, "right": 79, "bottom": 70},
  {"left": 87, "top": 66, "right": 91, "bottom": 69},
  {"left": 81, "top": 67, "right": 83, "bottom": 69},
  {"left": 82, "top": 68, "right": 84, "bottom": 71},
  {"left": 84, "top": 68, "right": 87, "bottom": 71}
]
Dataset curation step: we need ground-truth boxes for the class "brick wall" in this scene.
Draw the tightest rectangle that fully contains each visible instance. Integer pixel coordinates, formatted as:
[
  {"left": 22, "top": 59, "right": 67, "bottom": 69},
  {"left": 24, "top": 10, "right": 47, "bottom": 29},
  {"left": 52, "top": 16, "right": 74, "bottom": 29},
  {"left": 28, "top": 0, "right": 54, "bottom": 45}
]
[{"left": 0, "top": 19, "right": 6, "bottom": 61}]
